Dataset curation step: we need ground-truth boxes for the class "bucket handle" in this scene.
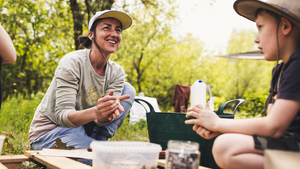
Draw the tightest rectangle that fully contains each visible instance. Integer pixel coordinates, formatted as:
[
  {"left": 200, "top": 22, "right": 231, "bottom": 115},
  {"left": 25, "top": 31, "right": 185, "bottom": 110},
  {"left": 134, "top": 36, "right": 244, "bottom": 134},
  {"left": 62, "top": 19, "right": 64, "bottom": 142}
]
[
  {"left": 134, "top": 98, "right": 244, "bottom": 116},
  {"left": 134, "top": 98, "right": 155, "bottom": 113},
  {"left": 215, "top": 99, "right": 245, "bottom": 116}
]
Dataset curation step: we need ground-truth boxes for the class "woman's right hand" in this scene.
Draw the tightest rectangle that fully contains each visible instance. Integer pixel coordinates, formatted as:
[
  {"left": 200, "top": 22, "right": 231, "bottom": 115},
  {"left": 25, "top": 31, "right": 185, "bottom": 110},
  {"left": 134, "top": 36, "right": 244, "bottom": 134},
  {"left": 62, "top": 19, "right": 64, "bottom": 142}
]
[{"left": 95, "top": 90, "right": 119, "bottom": 123}]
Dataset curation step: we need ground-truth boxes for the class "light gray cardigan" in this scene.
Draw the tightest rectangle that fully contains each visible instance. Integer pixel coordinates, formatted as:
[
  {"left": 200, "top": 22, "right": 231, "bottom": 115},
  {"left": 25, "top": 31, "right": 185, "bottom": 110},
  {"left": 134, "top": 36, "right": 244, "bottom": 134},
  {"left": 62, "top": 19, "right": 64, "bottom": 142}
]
[{"left": 40, "top": 49, "right": 125, "bottom": 127}]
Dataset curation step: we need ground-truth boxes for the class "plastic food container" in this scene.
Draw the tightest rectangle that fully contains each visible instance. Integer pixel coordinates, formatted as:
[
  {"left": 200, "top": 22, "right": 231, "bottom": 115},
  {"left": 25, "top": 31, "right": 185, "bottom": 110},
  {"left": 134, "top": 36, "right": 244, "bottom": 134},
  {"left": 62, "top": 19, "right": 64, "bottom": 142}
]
[
  {"left": 0, "top": 135, "right": 5, "bottom": 155},
  {"left": 90, "top": 141, "right": 162, "bottom": 169}
]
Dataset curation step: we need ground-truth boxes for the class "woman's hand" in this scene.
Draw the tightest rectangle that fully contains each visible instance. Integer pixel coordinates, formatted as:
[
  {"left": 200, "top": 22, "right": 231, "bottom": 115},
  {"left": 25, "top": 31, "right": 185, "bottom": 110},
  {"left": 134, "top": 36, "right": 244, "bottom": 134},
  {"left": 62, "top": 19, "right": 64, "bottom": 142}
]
[
  {"left": 95, "top": 90, "right": 130, "bottom": 123},
  {"left": 185, "top": 103, "right": 220, "bottom": 132},
  {"left": 109, "top": 91, "right": 130, "bottom": 120}
]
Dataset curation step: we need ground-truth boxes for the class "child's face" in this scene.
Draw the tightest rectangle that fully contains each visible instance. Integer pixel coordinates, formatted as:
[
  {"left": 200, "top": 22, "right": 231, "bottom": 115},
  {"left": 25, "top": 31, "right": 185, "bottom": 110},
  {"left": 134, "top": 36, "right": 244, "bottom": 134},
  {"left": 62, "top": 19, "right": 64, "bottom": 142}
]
[{"left": 254, "top": 11, "right": 279, "bottom": 61}]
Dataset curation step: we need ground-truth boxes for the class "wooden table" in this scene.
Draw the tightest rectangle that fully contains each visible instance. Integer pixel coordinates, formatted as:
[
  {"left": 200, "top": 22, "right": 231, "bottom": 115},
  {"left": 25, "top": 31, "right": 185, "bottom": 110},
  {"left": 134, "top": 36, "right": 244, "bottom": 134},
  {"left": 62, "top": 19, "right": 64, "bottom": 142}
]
[
  {"left": 0, "top": 150, "right": 92, "bottom": 169},
  {"left": 0, "top": 155, "right": 30, "bottom": 169},
  {"left": 0, "top": 150, "right": 212, "bottom": 169}
]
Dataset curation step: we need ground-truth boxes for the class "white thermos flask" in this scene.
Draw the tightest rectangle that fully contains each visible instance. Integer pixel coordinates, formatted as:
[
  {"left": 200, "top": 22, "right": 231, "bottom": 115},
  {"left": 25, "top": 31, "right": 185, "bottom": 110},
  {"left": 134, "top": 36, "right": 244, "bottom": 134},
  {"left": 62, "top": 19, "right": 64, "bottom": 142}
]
[{"left": 190, "top": 79, "right": 206, "bottom": 107}]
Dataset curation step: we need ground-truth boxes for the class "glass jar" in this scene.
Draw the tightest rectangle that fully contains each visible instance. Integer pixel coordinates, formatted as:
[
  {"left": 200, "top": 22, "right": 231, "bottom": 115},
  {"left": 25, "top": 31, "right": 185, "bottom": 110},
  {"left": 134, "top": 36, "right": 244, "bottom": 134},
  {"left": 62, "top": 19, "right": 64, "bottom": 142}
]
[{"left": 165, "top": 140, "right": 200, "bottom": 169}]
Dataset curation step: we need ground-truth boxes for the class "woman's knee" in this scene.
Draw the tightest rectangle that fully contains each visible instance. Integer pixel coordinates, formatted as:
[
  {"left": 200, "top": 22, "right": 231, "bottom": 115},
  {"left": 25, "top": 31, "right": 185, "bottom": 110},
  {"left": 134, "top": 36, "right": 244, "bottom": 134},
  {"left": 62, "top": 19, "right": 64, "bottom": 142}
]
[{"left": 123, "top": 82, "right": 136, "bottom": 103}]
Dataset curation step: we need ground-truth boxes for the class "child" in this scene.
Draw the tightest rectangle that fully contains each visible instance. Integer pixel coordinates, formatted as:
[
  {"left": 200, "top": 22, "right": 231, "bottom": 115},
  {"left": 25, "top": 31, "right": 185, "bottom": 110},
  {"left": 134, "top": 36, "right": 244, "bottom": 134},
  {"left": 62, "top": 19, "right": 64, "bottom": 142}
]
[{"left": 185, "top": 0, "right": 300, "bottom": 168}]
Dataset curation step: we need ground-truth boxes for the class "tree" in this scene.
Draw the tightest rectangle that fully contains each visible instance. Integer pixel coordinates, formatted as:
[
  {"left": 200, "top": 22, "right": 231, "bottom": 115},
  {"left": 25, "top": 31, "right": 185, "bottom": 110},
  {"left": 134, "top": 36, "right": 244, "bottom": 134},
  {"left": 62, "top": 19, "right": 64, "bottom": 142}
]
[
  {"left": 0, "top": 0, "right": 182, "bottom": 101},
  {"left": 225, "top": 29, "right": 274, "bottom": 99},
  {"left": 113, "top": 1, "right": 177, "bottom": 93},
  {"left": 68, "top": 0, "right": 177, "bottom": 49},
  {"left": 0, "top": 0, "right": 73, "bottom": 99}
]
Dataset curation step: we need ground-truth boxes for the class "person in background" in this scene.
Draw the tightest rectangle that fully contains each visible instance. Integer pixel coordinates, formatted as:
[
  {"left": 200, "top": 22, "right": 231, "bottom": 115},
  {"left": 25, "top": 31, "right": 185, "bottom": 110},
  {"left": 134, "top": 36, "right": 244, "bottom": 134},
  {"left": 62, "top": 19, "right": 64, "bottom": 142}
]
[
  {"left": 29, "top": 10, "right": 135, "bottom": 165},
  {"left": 185, "top": 0, "right": 300, "bottom": 168},
  {"left": 0, "top": 24, "right": 17, "bottom": 108}
]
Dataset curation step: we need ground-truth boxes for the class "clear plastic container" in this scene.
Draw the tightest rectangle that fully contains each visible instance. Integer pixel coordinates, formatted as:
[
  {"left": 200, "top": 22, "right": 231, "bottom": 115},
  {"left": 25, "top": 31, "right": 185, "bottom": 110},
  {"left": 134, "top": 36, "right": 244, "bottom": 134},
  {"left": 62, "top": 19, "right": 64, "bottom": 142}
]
[
  {"left": 165, "top": 140, "right": 200, "bottom": 169},
  {"left": 0, "top": 135, "right": 5, "bottom": 155},
  {"left": 90, "top": 141, "right": 162, "bottom": 169}
]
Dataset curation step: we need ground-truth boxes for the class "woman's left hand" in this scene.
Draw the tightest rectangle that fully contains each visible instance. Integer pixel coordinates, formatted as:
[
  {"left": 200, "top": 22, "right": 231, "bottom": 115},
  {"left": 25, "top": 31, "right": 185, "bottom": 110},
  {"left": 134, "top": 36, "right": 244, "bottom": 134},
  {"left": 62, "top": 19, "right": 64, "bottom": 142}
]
[
  {"left": 95, "top": 90, "right": 130, "bottom": 123},
  {"left": 109, "top": 90, "right": 130, "bottom": 120}
]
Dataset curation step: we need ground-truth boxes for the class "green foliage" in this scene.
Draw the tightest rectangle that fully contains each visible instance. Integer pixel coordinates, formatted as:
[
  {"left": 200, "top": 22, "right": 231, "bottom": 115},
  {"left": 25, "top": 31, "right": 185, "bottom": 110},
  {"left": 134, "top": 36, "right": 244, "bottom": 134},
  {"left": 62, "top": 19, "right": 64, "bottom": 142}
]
[
  {"left": 222, "top": 29, "right": 275, "bottom": 101},
  {"left": 112, "top": 3, "right": 180, "bottom": 111},
  {"left": 22, "top": 161, "right": 46, "bottom": 169},
  {"left": 227, "top": 29, "right": 257, "bottom": 54},
  {"left": 0, "top": 0, "right": 73, "bottom": 100},
  {"left": 238, "top": 94, "right": 268, "bottom": 118}
]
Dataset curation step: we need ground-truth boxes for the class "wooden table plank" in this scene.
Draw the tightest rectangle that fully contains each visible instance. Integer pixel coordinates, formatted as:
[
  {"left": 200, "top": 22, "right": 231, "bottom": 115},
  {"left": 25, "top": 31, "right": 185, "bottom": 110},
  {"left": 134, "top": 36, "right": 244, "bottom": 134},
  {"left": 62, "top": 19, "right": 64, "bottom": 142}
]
[
  {"left": 0, "top": 155, "right": 30, "bottom": 169},
  {"left": 0, "top": 155, "right": 30, "bottom": 163},
  {"left": 25, "top": 151, "right": 92, "bottom": 169},
  {"left": 38, "top": 149, "right": 92, "bottom": 159}
]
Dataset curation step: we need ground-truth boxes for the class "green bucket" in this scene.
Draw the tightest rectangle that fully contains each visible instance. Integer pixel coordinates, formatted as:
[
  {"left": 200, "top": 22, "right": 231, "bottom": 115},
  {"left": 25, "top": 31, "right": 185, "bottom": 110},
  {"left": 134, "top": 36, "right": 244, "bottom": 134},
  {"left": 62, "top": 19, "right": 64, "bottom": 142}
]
[{"left": 134, "top": 98, "right": 244, "bottom": 169}]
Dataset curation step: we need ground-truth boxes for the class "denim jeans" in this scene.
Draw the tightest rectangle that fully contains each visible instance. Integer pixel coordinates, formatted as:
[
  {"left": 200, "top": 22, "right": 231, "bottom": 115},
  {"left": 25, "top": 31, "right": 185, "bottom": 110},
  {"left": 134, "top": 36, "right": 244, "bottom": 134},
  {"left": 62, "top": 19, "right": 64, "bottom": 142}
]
[{"left": 30, "top": 82, "right": 136, "bottom": 165}]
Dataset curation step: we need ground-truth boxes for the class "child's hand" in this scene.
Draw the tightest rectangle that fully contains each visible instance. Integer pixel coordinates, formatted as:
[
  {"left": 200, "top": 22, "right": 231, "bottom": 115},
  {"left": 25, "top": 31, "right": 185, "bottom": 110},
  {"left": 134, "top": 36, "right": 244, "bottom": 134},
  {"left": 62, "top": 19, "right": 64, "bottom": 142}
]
[
  {"left": 185, "top": 103, "right": 220, "bottom": 132},
  {"left": 193, "top": 124, "right": 220, "bottom": 139}
]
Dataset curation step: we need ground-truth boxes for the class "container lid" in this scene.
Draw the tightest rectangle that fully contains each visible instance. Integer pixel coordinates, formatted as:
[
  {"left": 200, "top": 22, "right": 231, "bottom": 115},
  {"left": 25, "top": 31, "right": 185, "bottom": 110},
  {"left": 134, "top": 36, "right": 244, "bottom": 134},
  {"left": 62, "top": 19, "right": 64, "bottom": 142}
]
[
  {"left": 90, "top": 141, "right": 162, "bottom": 153},
  {"left": 167, "top": 140, "right": 199, "bottom": 150}
]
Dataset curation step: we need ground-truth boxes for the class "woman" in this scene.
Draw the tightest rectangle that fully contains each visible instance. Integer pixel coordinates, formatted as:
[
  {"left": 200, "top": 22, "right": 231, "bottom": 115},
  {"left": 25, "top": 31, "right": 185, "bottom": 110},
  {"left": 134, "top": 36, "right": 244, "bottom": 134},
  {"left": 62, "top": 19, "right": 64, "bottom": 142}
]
[{"left": 29, "top": 10, "right": 135, "bottom": 160}]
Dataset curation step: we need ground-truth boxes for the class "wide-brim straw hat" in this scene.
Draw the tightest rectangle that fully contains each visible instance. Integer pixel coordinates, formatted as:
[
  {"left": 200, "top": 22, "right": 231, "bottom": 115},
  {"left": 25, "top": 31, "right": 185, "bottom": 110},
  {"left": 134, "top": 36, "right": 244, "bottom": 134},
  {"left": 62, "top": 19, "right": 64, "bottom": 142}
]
[
  {"left": 234, "top": 0, "right": 300, "bottom": 28},
  {"left": 88, "top": 10, "right": 132, "bottom": 31}
]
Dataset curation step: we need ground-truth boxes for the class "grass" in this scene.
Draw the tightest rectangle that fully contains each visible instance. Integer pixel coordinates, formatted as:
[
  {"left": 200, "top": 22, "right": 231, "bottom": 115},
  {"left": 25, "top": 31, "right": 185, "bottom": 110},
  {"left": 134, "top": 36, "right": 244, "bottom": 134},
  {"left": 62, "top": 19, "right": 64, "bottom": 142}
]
[
  {"left": 0, "top": 94, "right": 43, "bottom": 155},
  {"left": 110, "top": 119, "right": 149, "bottom": 142},
  {"left": 0, "top": 94, "right": 149, "bottom": 157}
]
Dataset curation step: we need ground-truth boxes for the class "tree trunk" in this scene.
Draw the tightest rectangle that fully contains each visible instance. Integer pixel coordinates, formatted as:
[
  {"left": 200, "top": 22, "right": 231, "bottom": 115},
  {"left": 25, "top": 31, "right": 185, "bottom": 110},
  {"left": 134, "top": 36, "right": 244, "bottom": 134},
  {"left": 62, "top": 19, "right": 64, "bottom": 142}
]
[{"left": 69, "top": 0, "right": 84, "bottom": 50}]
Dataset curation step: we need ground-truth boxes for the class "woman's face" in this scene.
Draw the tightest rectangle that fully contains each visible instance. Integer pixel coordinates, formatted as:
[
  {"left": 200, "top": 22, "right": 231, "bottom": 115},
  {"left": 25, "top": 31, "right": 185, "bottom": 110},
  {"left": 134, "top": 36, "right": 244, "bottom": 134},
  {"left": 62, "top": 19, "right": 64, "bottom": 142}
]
[{"left": 93, "top": 18, "right": 122, "bottom": 55}]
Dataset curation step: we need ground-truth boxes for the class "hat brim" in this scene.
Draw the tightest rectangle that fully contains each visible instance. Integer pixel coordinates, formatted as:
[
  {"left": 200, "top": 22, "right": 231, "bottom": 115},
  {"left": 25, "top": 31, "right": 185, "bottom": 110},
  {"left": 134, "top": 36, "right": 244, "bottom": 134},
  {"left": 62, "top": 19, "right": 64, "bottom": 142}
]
[
  {"left": 234, "top": 0, "right": 300, "bottom": 28},
  {"left": 95, "top": 10, "right": 132, "bottom": 30}
]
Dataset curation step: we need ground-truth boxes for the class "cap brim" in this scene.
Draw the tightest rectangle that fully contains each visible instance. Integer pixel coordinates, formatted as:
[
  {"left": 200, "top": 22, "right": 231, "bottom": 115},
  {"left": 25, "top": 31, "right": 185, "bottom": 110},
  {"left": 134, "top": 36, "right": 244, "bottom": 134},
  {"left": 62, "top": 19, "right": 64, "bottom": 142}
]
[
  {"left": 96, "top": 10, "right": 132, "bottom": 30},
  {"left": 234, "top": 0, "right": 300, "bottom": 28}
]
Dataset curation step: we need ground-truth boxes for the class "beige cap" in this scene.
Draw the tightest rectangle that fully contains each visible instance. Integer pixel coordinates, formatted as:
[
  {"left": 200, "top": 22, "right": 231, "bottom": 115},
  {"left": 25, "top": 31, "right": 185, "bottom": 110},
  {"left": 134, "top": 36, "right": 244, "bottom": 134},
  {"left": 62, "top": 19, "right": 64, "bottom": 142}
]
[
  {"left": 88, "top": 10, "right": 132, "bottom": 31},
  {"left": 234, "top": 0, "right": 300, "bottom": 28}
]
